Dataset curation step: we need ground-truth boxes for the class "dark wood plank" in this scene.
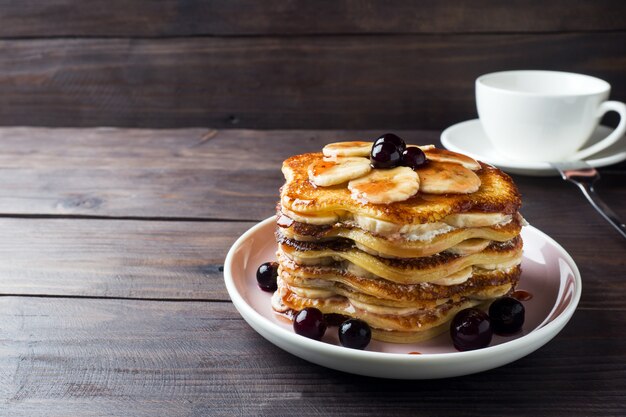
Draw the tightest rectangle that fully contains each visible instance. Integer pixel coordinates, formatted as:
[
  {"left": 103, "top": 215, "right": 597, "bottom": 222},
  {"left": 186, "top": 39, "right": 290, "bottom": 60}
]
[
  {"left": 0, "top": 33, "right": 625, "bottom": 129},
  {"left": 0, "top": 219, "right": 254, "bottom": 300},
  {"left": 0, "top": 128, "right": 440, "bottom": 218},
  {"left": 514, "top": 174, "right": 626, "bottom": 311},
  {"left": 0, "top": 297, "right": 624, "bottom": 416},
  {"left": 0, "top": 0, "right": 624, "bottom": 37}
]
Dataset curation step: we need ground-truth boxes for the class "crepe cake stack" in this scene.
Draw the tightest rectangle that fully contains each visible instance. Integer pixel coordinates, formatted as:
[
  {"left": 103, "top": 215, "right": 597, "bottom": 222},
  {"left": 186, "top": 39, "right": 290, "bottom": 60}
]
[{"left": 271, "top": 138, "right": 524, "bottom": 343}]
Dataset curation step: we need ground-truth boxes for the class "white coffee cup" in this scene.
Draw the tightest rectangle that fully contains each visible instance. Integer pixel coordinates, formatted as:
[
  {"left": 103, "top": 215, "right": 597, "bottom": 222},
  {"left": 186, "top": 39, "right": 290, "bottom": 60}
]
[{"left": 476, "top": 70, "right": 626, "bottom": 162}]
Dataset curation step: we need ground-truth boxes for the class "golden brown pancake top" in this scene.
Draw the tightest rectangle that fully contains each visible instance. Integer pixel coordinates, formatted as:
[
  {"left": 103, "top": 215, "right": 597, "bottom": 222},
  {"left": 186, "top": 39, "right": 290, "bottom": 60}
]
[{"left": 281, "top": 152, "right": 521, "bottom": 224}]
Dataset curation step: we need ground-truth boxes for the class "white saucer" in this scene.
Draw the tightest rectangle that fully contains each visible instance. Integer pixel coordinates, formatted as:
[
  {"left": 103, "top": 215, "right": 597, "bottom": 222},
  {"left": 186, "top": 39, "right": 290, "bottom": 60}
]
[
  {"left": 441, "top": 119, "right": 626, "bottom": 176},
  {"left": 224, "top": 217, "right": 581, "bottom": 379}
]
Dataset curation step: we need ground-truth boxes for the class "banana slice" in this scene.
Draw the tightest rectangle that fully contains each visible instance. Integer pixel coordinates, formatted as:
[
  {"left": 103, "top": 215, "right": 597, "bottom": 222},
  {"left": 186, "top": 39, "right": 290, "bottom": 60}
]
[
  {"left": 430, "top": 267, "right": 473, "bottom": 286},
  {"left": 446, "top": 239, "right": 491, "bottom": 256},
  {"left": 417, "top": 161, "right": 481, "bottom": 194},
  {"left": 323, "top": 141, "right": 373, "bottom": 158},
  {"left": 423, "top": 148, "right": 481, "bottom": 170},
  {"left": 323, "top": 141, "right": 438, "bottom": 158},
  {"left": 348, "top": 166, "right": 419, "bottom": 204},
  {"left": 308, "top": 157, "right": 371, "bottom": 187},
  {"left": 407, "top": 144, "right": 436, "bottom": 151}
]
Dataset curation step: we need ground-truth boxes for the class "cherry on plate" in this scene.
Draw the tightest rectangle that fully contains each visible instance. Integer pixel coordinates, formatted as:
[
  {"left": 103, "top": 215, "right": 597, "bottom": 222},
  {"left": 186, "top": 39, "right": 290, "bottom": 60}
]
[
  {"left": 256, "top": 262, "right": 278, "bottom": 292},
  {"left": 293, "top": 308, "right": 327, "bottom": 340},
  {"left": 450, "top": 308, "right": 493, "bottom": 351},
  {"left": 489, "top": 297, "right": 525, "bottom": 335},
  {"left": 324, "top": 313, "right": 350, "bottom": 326},
  {"left": 338, "top": 319, "right": 372, "bottom": 350}
]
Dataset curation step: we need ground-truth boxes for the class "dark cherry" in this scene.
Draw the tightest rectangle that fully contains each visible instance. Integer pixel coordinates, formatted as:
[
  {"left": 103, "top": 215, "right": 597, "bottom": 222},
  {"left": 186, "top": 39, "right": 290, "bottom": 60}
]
[
  {"left": 376, "top": 133, "right": 406, "bottom": 152},
  {"left": 256, "top": 261, "right": 278, "bottom": 292},
  {"left": 489, "top": 297, "right": 525, "bottom": 335},
  {"left": 338, "top": 319, "right": 372, "bottom": 350},
  {"left": 370, "top": 133, "right": 406, "bottom": 169},
  {"left": 401, "top": 147, "right": 427, "bottom": 169},
  {"left": 450, "top": 308, "right": 493, "bottom": 351},
  {"left": 293, "top": 308, "right": 327, "bottom": 340},
  {"left": 324, "top": 313, "right": 351, "bottom": 326}
]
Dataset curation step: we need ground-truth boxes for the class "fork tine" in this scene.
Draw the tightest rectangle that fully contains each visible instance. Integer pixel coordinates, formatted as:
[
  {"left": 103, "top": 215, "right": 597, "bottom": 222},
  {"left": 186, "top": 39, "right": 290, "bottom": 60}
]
[
  {"left": 550, "top": 162, "right": 626, "bottom": 239},
  {"left": 550, "top": 161, "right": 598, "bottom": 181}
]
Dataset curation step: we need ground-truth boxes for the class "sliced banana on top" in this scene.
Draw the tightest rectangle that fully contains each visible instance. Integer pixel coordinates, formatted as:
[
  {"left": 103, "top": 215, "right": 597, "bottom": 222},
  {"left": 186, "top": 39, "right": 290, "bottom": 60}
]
[
  {"left": 323, "top": 141, "right": 373, "bottom": 158},
  {"left": 423, "top": 148, "right": 481, "bottom": 171},
  {"left": 416, "top": 161, "right": 481, "bottom": 194},
  {"left": 348, "top": 166, "right": 419, "bottom": 204},
  {"left": 407, "top": 144, "right": 436, "bottom": 151},
  {"left": 323, "top": 141, "right": 434, "bottom": 158},
  {"left": 308, "top": 157, "right": 371, "bottom": 187}
]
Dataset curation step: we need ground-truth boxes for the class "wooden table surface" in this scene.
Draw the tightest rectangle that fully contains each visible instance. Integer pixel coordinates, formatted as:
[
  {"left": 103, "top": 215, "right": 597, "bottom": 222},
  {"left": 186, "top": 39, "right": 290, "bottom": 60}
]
[{"left": 0, "top": 127, "right": 624, "bottom": 416}]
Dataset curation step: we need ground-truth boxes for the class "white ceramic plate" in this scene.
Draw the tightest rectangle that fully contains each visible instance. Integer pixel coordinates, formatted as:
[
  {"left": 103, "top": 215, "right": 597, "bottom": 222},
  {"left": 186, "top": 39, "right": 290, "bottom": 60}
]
[
  {"left": 224, "top": 217, "right": 582, "bottom": 379},
  {"left": 441, "top": 119, "right": 626, "bottom": 176}
]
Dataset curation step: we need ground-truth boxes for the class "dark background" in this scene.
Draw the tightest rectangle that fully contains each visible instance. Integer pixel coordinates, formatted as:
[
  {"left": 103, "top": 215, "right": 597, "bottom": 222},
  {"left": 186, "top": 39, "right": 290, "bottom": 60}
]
[{"left": 0, "top": 0, "right": 624, "bottom": 129}]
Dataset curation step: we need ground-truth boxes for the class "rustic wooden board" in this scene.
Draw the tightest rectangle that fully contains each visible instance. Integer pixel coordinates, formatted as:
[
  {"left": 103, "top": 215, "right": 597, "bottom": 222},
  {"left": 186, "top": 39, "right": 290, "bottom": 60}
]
[
  {"left": 0, "top": 297, "right": 623, "bottom": 416},
  {"left": 0, "top": 218, "right": 255, "bottom": 300},
  {"left": 515, "top": 174, "right": 626, "bottom": 311},
  {"left": 0, "top": 128, "right": 437, "bottom": 218},
  {"left": 0, "top": 0, "right": 623, "bottom": 37},
  {"left": 0, "top": 34, "right": 625, "bottom": 129}
]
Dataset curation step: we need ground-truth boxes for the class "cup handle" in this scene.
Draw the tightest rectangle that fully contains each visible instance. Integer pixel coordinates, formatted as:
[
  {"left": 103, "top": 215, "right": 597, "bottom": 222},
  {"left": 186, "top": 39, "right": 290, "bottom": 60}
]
[{"left": 571, "top": 101, "right": 626, "bottom": 160}]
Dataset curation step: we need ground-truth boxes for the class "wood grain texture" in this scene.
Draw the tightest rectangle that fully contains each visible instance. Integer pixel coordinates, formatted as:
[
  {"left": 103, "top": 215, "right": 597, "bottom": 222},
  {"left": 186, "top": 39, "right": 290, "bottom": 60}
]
[
  {"left": 0, "top": 128, "right": 436, "bottom": 218},
  {"left": 515, "top": 173, "right": 626, "bottom": 312},
  {"left": 0, "top": 218, "right": 254, "bottom": 300},
  {"left": 0, "top": 297, "right": 624, "bottom": 416},
  {"left": 0, "top": 34, "right": 625, "bottom": 129},
  {"left": 0, "top": 0, "right": 624, "bottom": 37}
]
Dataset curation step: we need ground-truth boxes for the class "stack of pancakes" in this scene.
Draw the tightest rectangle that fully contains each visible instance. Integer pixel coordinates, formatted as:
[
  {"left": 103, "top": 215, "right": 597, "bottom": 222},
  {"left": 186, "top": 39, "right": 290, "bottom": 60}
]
[{"left": 272, "top": 143, "right": 523, "bottom": 343}]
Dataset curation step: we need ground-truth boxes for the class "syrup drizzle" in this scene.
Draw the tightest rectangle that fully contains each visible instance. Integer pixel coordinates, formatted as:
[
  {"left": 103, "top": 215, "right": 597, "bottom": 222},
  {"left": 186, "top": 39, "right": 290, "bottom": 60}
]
[
  {"left": 511, "top": 290, "right": 533, "bottom": 301},
  {"left": 275, "top": 309, "right": 296, "bottom": 323}
]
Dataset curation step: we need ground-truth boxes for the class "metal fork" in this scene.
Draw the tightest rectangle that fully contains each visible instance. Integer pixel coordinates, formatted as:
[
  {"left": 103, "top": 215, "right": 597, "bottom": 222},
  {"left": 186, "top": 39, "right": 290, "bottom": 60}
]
[{"left": 551, "top": 161, "right": 626, "bottom": 239}]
